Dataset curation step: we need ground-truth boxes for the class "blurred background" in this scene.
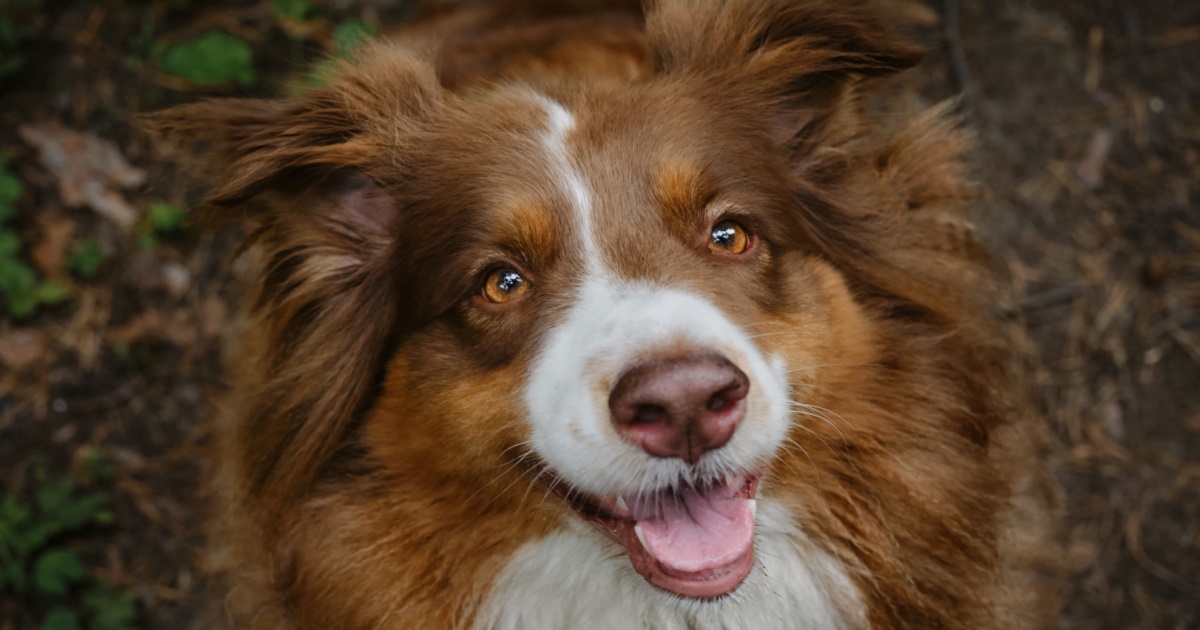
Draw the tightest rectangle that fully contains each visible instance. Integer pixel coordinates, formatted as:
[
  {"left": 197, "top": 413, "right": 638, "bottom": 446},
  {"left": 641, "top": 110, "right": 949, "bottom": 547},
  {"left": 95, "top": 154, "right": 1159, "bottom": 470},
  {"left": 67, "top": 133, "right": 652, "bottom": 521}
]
[{"left": 0, "top": 0, "right": 1196, "bottom": 628}]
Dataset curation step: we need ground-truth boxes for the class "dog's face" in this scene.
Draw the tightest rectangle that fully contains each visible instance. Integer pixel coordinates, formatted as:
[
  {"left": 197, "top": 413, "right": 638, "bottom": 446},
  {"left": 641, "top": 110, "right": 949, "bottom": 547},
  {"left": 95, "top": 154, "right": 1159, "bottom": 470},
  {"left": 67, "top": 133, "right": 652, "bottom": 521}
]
[
  {"left": 358, "top": 85, "right": 879, "bottom": 597},
  {"left": 154, "top": 1, "right": 1020, "bottom": 625}
]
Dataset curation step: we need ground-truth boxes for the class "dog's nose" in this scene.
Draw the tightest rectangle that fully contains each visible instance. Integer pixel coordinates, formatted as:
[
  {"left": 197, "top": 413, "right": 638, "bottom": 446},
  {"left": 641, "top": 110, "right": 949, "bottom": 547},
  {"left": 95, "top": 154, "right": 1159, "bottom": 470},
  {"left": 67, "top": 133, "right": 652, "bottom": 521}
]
[{"left": 608, "top": 353, "right": 749, "bottom": 464}]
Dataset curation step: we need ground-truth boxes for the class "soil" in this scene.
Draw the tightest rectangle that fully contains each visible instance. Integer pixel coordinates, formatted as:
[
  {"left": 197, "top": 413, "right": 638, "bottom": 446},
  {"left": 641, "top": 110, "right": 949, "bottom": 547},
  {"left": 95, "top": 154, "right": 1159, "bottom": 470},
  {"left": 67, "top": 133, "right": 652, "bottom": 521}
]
[{"left": 0, "top": 1, "right": 1196, "bottom": 628}]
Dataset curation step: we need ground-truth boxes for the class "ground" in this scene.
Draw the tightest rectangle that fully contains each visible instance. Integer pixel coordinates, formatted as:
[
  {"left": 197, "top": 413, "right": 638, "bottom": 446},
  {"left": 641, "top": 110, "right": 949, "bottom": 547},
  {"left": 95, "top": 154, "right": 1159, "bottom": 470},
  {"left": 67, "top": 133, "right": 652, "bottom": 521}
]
[{"left": 0, "top": 1, "right": 1197, "bottom": 628}]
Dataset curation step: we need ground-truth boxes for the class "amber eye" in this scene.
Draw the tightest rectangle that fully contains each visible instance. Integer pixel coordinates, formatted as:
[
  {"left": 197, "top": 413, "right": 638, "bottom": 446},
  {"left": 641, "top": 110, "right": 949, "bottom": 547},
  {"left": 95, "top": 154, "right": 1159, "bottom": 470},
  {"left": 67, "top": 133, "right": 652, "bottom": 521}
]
[
  {"left": 708, "top": 220, "right": 750, "bottom": 254},
  {"left": 482, "top": 267, "right": 528, "bottom": 304}
]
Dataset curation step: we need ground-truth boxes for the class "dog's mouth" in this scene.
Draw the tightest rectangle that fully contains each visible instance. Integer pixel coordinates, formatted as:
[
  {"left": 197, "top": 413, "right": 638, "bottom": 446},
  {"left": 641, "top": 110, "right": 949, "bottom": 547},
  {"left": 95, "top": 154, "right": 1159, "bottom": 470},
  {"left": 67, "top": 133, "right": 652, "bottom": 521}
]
[{"left": 543, "top": 470, "right": 760, "bottom": 599}]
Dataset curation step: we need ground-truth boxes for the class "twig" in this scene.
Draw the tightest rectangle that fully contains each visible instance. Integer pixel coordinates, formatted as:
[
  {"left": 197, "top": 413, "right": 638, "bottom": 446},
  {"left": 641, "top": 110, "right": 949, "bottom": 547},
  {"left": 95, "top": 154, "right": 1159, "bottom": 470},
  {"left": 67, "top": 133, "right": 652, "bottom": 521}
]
[
  {"left": 942, "top": 0, "right": 974, "bottom": 108},
  {"left": 997, "top": 282, "right": 1085, "bottom": 319}
]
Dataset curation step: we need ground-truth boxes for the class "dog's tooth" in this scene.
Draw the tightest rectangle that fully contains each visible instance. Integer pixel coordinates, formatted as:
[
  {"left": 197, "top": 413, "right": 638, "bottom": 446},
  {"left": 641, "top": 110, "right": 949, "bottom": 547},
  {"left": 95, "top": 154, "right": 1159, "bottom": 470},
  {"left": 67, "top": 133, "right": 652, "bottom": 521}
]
[
  {"left": 616, "top": 496, "right": 629, "bottom": 513},
  {"left": 748, "top": 499, "right": 757, "bottom": 521},
  {"left": 634, "top": 523, "right": 648, "bottom": 549}
]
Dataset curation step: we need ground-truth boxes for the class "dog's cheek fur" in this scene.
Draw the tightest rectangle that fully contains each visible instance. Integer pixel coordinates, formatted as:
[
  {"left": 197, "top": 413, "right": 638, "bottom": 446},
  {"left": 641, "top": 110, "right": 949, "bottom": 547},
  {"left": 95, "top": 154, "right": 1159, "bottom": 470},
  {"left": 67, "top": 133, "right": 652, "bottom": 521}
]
[
  {"left": 254, "top": 340, "right": 556, "bottom": 624},
  {"left": 743, "top": 110, "right": 1052, "bottom": 626},
  {"left": 365, "top": 330, "right": 537, "bottom": 476},
  {"left": 743, "top": 253, "right": 1011, "bottom": 629},
  {"left": 245, "top": 333, "right": 562, "bottom": 628}
]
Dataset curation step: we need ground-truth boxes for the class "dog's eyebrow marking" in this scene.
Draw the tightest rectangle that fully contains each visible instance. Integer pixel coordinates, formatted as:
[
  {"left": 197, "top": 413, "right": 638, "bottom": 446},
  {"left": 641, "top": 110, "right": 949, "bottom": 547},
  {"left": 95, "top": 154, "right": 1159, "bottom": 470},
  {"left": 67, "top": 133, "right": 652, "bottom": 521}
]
[
  {"left": 654, "top": 159, "right": 717, "bottom": 226},
  {"left": 531, "top": 94, "right": 603, "bottom": 277},
  {"left": 498, "top": 202, "right": 557, "bottom": 259}
]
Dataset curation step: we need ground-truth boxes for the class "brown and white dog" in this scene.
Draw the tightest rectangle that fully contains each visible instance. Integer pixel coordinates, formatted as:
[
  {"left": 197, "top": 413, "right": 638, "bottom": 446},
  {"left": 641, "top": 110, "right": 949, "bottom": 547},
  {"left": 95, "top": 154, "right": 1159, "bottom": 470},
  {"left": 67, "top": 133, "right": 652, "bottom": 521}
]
[{"left": 152, "top": 0, "right": 1058, "bottom": 627}]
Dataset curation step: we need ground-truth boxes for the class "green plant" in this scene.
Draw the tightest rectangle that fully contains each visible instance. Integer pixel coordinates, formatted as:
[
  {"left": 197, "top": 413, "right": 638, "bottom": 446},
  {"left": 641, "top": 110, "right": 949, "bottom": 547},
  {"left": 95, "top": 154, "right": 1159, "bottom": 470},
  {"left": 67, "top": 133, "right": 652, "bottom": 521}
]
[
  {"left": 286, "top": 17, "right": 376, "bottom": 95},
  {"left": 332, "top": 18, "right": 374, "bottom": 59},
  {"left": 110, "top": 341, "right": 130, "bottom": 363},
  {"left": 0, "top": 0, "right": 44, "bottom": 80},
  {"left": 135, "top": 201, "right": 186, "bottom": 249},
  {"left": 273, "top": 0, "right": 317, "bottom": 22},
  {"left": 0, "top": 159, "right": 70, "bottom": 318},
  {"left": 67, "top": 239, "right": 104, "bottom": 279},
  {"left": 80, "top": 453, "right": 117, "bottom": 486},
  {"left": 0, "top": 459, "right": 137, "bottom": 630},
  {"left": 0, "top": 159, "right": 19, "bottom": 220},
  {"left": 160, "top": 31, "right": 255, "bottom": 86},
  {"left": 128, "top": 10, "right": 156, "bottom": 57}
]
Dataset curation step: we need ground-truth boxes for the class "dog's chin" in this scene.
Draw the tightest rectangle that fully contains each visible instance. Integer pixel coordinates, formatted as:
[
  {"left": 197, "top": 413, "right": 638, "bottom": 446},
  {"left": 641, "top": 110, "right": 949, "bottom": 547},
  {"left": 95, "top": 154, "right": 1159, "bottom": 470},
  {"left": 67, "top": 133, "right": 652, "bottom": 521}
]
[{"left": 540, "top": 468, "right": 762, "bottom": 600}]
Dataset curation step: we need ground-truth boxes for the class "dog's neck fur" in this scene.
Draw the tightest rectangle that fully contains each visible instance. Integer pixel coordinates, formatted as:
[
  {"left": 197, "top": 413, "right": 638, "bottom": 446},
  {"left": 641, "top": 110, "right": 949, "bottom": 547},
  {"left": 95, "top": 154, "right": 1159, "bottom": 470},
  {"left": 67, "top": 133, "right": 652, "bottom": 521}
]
[{"left": 476, "top": 503, "right": 861, "bottom": 630}]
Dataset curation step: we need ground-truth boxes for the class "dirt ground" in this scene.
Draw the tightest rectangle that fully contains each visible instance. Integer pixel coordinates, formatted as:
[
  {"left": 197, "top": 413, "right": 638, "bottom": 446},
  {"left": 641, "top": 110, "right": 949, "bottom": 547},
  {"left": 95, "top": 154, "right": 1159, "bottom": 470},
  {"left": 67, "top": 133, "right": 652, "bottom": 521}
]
[{"left": 0, "top": 1, "right": 1197, "bottom": 628}]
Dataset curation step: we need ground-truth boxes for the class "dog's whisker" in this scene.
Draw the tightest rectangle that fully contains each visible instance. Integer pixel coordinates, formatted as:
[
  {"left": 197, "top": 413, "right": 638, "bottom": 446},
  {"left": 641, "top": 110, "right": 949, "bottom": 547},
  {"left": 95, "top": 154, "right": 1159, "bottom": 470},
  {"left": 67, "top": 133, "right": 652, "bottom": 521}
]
[
  {"left": 789, "top": 400, "right": 855, "bottom": 435},
  {"left": 462, "top": 440, "right": 537, "bottom": 504}
]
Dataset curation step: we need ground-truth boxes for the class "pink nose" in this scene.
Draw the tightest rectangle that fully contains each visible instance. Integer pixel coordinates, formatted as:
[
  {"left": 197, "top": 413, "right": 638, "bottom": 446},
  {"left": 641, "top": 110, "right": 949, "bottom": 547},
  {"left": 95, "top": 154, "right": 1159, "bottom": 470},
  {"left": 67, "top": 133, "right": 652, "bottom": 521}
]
[{"left": 608, "top": 354, "right": 749, "bottom": 464}]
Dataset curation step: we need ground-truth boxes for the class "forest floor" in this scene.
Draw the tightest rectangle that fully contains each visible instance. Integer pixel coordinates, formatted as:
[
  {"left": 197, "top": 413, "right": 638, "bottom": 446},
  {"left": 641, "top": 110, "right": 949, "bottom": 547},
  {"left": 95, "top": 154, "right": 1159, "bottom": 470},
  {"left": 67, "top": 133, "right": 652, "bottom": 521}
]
[{"left": 0, "top": 1, "right": 1197, "bottom": 628}]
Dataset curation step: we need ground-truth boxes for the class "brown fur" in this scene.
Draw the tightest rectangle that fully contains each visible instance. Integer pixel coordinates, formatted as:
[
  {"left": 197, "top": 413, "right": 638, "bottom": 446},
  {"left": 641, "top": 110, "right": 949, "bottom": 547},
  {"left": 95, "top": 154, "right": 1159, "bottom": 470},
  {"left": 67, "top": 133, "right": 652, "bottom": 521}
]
[{"left": 147, "top": 0, "right": 1060, "bottom": 628}]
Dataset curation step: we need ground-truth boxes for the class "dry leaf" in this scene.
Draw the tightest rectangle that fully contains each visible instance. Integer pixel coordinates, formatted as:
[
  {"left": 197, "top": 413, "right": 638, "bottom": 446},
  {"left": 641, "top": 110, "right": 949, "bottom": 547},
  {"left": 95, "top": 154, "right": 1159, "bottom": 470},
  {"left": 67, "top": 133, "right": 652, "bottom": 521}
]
[
  {"left": 1075, "top": 129, "right": 1114, "bottom": 189},
  {"left": 127, "top": 250, "right": 192, "bottom": 297},
  {"left": 31, "top": 209, "right": 77, "bottom": 276},
  {"left": 18, "top": 122, "right": 146, "bottom": 229},
  {"left": 0, "top": 328, "right": 49, "bottom": 370},
  {"left": 161, "top": 262, "right": 192, "bottom": 297},
  {"left": 200, "top": 294, "right": 227, "bottom": 339},
  {"left": 107, "top": 308, "right": 197, "bottom": 350}
]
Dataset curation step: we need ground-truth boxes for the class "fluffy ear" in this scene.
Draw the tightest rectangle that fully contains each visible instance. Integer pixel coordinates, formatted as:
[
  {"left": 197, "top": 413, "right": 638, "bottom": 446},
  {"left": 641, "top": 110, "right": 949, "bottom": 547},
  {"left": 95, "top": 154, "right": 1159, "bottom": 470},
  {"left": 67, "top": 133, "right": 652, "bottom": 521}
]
[
  {"left": 645, "top": 0, "right": 924, "bottom": 143},
  {"left": 142, "top": 44, "right": 443, "bottom": 518},
  {"left": 144, "top": 44, "right": 442, "bottom": 212}
]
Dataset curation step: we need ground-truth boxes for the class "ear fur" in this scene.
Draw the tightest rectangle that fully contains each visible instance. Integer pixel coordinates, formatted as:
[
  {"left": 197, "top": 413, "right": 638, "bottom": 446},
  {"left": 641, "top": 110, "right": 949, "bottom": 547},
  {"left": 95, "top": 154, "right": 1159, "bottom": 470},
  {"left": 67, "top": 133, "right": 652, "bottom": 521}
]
[
  {"left": 144, "top": 43, "right": 442, "bottom": 212},
  {"left": 646, "top": 0, "right": 923, "bottom": 86},
  {"left": 142, "top": 43, "right": 443, "bottom": 521},
  {"left": 644, "top": 0, "right": 924, "bottom": 142}
]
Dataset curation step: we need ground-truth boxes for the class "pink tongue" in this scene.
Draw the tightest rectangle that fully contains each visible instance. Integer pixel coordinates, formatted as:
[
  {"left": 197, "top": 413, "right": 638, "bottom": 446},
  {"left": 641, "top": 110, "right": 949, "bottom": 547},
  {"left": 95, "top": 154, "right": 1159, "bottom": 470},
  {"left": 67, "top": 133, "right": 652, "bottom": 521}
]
[{"left": 633, "top": 484, "right": 754, "bottom": 574}]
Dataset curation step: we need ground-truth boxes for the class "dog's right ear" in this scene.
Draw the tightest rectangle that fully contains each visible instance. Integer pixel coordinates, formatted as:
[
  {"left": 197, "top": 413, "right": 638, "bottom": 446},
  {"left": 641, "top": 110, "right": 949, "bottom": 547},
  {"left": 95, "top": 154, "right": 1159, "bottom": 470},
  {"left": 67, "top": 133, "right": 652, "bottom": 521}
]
[{"left": 143, "top": 44, "right": 443, "bottom": 520}]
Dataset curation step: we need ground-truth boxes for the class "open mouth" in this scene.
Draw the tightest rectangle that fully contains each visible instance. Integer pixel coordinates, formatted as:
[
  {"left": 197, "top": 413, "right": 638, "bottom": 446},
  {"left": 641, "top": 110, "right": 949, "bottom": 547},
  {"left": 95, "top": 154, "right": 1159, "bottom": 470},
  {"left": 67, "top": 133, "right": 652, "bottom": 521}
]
[{"left": 545, "top": 471, "right": 760, "bottom": 599}]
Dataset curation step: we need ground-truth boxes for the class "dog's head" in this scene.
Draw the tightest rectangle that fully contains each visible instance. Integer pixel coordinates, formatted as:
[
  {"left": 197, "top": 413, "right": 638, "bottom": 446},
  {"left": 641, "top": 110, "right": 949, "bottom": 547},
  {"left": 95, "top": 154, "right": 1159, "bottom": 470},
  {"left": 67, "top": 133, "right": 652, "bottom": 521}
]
[{"left": 153, "top": 0, "right": 1012, "bottom": 621}]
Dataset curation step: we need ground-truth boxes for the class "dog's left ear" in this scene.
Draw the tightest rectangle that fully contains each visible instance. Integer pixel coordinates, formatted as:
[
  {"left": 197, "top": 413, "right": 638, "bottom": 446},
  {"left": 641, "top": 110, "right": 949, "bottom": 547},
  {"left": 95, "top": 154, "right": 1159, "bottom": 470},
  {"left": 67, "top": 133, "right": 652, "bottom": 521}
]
[
  {"left": 143, "top": 45, "right": 441, "bottom": 215},
  {"left": 645, "top": 0, "right": 923, "bottom": 145}
]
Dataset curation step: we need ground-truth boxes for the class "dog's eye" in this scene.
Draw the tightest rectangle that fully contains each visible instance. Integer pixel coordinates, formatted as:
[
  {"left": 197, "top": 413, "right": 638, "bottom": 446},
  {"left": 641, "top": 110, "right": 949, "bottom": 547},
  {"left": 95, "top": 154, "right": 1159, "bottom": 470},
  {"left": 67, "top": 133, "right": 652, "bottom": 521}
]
[
  {"left": 708, "top": 220, "right": 750, "bottom": 255},
  {"left": 482, "top": 267, "right": 528, "bottom": 304}
]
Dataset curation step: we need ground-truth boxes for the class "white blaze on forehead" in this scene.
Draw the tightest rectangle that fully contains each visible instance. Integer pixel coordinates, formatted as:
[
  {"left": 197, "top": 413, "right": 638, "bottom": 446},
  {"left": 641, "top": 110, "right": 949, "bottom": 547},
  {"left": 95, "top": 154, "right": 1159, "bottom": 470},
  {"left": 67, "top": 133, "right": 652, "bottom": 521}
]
[
  {"left": 530, "top": 95, "right": 603, "bottom": 273},
  {"left": 514, "top": 93, "right": 803, "bottom": 620},
  {"left": 522, "top": 95, "right": 790, "bottom": 497}
]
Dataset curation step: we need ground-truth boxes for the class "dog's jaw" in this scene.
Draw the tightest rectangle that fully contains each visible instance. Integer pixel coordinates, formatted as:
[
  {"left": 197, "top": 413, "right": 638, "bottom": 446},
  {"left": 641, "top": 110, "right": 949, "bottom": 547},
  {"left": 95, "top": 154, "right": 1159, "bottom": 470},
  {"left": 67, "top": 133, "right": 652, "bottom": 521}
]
[{"left": 475, "top": 501, "right": 862, "bottom": 630}]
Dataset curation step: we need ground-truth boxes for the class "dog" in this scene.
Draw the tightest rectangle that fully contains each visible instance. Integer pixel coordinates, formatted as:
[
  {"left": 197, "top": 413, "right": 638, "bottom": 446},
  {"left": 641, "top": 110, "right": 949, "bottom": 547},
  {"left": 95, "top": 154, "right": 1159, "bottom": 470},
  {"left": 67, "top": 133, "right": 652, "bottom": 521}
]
[{"left": 151, "top": 0, "right": 1059, "bottom": 627}]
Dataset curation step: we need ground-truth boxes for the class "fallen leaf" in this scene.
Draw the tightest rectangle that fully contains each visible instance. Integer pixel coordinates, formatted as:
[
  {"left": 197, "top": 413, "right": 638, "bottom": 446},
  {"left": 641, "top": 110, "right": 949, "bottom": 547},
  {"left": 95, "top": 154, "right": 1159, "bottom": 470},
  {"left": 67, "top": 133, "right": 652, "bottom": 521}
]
[
  {"left": 126, "top": 249, "right": 192, "bottom": 297},
  {"left": 0, "top": 328, "right": 49, "bottom": 369},
  {"left": 18, "top": 123, "right": 146, "bottom": 229},
  {"left": 1075, "top": 128, "right": 1114, "bottom": 189},
  {"left": 107, "top": 308, "right": 197, "bottom": 350},
  {"left": 200, "top": 294, "right": 227, "bottom": 339},
  {"left": 1101, "top": 400, "right": 1125, "bottom": 441},
  {"left": 31, "top": 209, "right": 77, "bottom": 276},
  {"left": 161, "top": 262, "right": 191, "bottom": 297}
]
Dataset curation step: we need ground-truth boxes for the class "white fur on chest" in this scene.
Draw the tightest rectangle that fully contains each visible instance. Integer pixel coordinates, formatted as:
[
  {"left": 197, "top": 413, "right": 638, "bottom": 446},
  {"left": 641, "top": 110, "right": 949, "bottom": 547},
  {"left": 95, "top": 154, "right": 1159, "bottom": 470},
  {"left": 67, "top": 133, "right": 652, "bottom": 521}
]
[{"left": 473, "top": 503, "right": 861, "bottom": 630}]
